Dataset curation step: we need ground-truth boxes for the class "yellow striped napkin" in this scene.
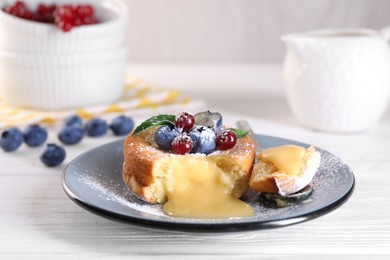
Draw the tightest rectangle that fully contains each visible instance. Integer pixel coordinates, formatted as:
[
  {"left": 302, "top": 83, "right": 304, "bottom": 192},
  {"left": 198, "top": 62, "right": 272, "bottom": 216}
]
[{"left": 0, "top": 76, "right": 206, "bottom": 129}]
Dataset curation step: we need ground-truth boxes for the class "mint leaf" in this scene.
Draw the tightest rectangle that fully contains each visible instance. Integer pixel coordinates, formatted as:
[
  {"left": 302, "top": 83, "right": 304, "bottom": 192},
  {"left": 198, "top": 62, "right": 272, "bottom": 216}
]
[
  {"left": 132, "top": 114, "right": 175, "bottom": 136},
  {"left": 228, "top": 128, "right": 249, "bottom": 138}
]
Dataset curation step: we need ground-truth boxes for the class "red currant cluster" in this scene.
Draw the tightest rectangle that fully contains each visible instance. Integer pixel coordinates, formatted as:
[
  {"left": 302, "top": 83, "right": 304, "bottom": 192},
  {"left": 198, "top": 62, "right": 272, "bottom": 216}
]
[
  {"left": 171, "top": 112, "right": 237, "bottom": 155},
  {"left": 2, "top": 1, "right": 96, "bottom": 32},
  {"left": 36, "top": 4, "right": 57, "bottom": 23},
  {"left": 3, "top": 1, "right": 33, "bottom": 20},
  {"left": 54, "top": 4, "right": 96, "bottom": 32},
  {"left": 170, "top": 112, "right": 195, "bottom": 155}
]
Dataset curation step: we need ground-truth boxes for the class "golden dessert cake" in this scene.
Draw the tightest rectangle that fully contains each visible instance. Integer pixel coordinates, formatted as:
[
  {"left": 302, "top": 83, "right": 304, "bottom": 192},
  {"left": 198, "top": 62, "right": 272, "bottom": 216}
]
[
  {"left": 122, "top": 111, "right": 256, "bottom": 219},
  {"left": 249, "top": 145, "right": 321, "bottom": 196}
]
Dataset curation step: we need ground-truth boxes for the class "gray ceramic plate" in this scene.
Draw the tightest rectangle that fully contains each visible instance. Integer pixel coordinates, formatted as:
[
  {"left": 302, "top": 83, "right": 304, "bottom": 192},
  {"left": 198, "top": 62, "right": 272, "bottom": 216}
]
[{"left": 62, "top": 135, "right": 355, "bottom": 232}]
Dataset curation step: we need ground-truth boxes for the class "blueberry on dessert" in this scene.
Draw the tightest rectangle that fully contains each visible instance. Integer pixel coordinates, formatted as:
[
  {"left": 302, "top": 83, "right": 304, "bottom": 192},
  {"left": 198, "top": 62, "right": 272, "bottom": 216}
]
[
  {"left": 0, "top": 128, "right": 24, "bottom": 152},
  {"left": 189, "top": 126, "right": 216, "bottom": 154},
  {"left": 194, "top": 111, "right": 223, "bottom": 132},
  {"left": 154, "top": 125, "right": 179, "bottom": 150}
]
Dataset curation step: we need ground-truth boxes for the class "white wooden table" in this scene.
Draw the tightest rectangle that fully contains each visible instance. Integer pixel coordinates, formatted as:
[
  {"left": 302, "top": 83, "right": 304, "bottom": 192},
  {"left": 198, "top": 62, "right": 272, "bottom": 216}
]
[{"left": 1, "top": 64, "right": 389, "bottom": 259}]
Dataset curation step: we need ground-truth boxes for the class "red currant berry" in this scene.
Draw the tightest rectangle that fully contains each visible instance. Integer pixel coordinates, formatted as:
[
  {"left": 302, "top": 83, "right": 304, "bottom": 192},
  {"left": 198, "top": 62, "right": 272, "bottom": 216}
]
[
  {"left": 57, "top": 17, "right": 74, "bottom": 32},
  {"left": 171, "top": 134, "right": 193, "bottom": 155},
  {"left": 175, "top": 112, "right": 195, "bottom": 131},
  {"left": 64, "top": 5, "right": 75, "bottom": 18},
  {"left": 35, "top": 4, "right": 56, "bottom": 23},
  {"left": 4, "top": 1, "right": 33, "bottom": 20},
  {"left": 14, "top": 1, "right": 25, "bottom": 9},
  {"left": 17, "top": 8, "right": 28, "bottom": 18},
  {"left": 77, "top": 5, "right": 94, "bottom": 17},
  {"left": 216, "top": 130, "right": 237, "bottom": 150},
  {"left": 82, "top": 16, "right": 96, "bottom": 25},
  {"left": 74, "top": 17, "right": 82, "bottom": 26}
]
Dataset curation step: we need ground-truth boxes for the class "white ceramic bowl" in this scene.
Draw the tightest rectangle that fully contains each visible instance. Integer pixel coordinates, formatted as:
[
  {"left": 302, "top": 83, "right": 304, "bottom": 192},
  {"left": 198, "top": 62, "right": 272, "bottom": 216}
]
[
  {"left": 0, "top": 47, "right": 127, "bottom": 110},
  {"left": 0, "top": 0, "right": 128, "bottom": 53}
]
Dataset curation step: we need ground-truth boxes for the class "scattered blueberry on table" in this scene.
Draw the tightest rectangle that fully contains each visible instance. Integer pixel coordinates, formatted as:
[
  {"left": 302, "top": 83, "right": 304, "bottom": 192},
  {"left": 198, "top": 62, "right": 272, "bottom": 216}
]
[
  {"left": 110, "top": 115, "right": 134, "bottom": 136},
  {"left": 0, "top": 127, "right": 24, "bottom": 152},
  {"left": 85, "top": 118, "right": 108, "bottom": 137},
  {"left": 64, "top": 115, "right": 83, "bottom": 128},
  {"left": 58, "top": 126, "right": 84, "bottom": 145},
  {"left": 24, "top": 124, "right": 48, "bottom": 147},
  {"left": 1, "top": 114, "right": 135, "bottom": 167},
  {"left": 40, "top": 144, "right": 66, "bottom": 167}
]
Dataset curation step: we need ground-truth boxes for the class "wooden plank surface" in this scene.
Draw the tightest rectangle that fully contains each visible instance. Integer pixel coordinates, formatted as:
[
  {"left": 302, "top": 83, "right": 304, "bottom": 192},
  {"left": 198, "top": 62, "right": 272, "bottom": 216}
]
[{"left": 1, "top": 64, "right": 389, "bottom": 259}]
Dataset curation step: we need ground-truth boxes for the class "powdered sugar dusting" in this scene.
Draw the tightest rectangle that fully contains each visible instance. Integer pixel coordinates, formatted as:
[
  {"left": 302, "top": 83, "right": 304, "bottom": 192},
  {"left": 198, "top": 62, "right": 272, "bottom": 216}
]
[
  {"left": 66, "top": 137, "right": 354, "bottom": 225},
  {"left": 310, "top": 148, "right": 353, "bottom": 201},
  {"left": 78, "top": 174, "right": 164, "bottom": 217}
]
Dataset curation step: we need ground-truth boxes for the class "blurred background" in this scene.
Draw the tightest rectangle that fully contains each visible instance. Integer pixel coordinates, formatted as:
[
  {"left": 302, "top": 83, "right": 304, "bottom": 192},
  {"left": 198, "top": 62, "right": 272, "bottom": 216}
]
[{"left": 124, "top": 0, "right": 390, "bottom": 63}]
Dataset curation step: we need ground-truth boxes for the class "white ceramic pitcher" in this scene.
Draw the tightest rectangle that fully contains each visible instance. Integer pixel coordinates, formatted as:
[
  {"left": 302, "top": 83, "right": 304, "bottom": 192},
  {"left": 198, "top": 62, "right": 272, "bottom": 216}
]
[{"left": 282, "top": 28, "right": 390, "bottom": 133}]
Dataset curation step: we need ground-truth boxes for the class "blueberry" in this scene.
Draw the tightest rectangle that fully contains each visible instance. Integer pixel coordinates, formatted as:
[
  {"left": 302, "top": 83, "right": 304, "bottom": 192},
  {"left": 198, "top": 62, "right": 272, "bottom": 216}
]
[
  {"left": 64, "top": 115, "right": 83, "bottom": 128},
  {"left": 58, "top": 126, "right": 84, "bottom": 145},
  {"left": 23, "top": 124, "right": 48, "bottom": 147},
  {"left": 85, "top": 118, "right": 108, "bottom": 137},
  {"left": 188, "top": 128, "right": 201, "bottom": 152},
  {"left": 194, "top": 111, "right": 223, "bottom": 133},
  {"left": 0, "top": 128, "right": 24, "bottom": 152},
  {"left": 189, "top": 126, "right": 216, "bottom": 154},
  {"left": 110, "top": 115, "right": 134, "bottom": 136},
  {"left": 40, "top": 144, "right": 66, "bottom": 167},
  {"left": 154, "top": 125, "right": 179, "bottom": 150}
]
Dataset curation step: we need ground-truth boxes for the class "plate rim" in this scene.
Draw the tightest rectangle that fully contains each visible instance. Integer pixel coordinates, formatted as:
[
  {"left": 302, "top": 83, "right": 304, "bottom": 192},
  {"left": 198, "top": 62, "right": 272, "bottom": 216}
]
[{"left": 62, "top": 135, "right": 355, "bottom": 232}]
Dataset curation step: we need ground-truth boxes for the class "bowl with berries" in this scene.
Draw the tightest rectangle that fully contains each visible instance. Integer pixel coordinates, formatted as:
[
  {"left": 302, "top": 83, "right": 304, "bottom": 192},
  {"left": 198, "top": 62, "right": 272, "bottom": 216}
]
[
  {"left": 0, "top": 0, "right": 128, "bottom": 53},
  {"left": 0, "top": 0, "right": 128, "bottom": 110}
]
